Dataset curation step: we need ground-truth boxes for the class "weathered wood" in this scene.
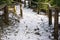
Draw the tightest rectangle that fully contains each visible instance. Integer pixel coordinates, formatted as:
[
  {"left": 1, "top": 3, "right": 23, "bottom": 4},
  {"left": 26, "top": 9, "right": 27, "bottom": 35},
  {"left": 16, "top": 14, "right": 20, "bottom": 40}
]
[
  {"left": 24, "top": 0, "right": 26, "bottom": 7},
  {"left": 20, "top": 3, "right": 23, "bottom": 17},
  {"left": 28, "top": 0, "right": 32, "bottom": 8},
  {"left": 3, "top": 5, "right": 9, "bottom": 25},
  {"left": 14, "top": 0, "right": 23, "bottom": 17},
  {"left": 13, "top": 5, "right": 16, "bottom": 14},
  {"left": 54, "top": 7, "right": 59, "bottom": 40},
  {"left": 48, "top": 7, "right": 52, "bottom": 25},
  {"left": 37, "top": 4, "right": 40, "bottom": 14},
  {"left": 19, "top": 0, "right": 23, "bottom": 17},
  {"left": 8, "top": 4, "right": 17, "bottom": 13},
  {"left": 49, "top": 9, "right": 52, "bottom": 25}
]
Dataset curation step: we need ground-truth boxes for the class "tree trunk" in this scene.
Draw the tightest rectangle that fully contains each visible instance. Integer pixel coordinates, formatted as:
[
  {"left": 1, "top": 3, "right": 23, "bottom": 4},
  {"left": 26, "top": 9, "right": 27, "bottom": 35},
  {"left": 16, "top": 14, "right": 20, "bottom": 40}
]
[
  {"left": 3, "top": 5, "right": 9, "bottom": 25},
  {"left": 54, "top": 7, "right": 59, "bottom": 40}
]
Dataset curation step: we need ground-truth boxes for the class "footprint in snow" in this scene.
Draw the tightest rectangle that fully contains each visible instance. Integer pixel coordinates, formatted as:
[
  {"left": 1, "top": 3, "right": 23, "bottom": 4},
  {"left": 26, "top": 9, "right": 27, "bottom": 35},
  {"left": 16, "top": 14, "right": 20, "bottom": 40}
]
[
  {"left": 34, "top": 28, "right": 39, "bottom": 31},
  {"left": 34, "top": 32, "right": 41, "bottom": 36}
]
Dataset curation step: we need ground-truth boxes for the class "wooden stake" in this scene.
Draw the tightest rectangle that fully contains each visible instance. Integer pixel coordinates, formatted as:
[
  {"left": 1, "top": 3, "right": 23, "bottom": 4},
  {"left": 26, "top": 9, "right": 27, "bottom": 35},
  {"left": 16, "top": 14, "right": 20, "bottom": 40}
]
[
  {"left": 47, "top": 5, "right": 52, "bottom": 26},
  {"left": 37, "top": 4, "right": 40, "bottom": 14},
  {"left": 3, "top": 5, "right": 9, "bottom": 25},
  {"left": 19, "top": 0, "right": 23, "bottom": 17},
  {"left": 28, "top": 0, "right": 31, "bottom": 8},
  {"left": 13, "top": 5, "right": 16, "bottom": 15},
  {"left": 54, "top": 7, "right": 59, "bottom": 40},
  {"left": 24, "top": 0, "right": 26, "bottom": 7},
  {"left": 48, "top": 8, "right": 52, "bottom": 25}
]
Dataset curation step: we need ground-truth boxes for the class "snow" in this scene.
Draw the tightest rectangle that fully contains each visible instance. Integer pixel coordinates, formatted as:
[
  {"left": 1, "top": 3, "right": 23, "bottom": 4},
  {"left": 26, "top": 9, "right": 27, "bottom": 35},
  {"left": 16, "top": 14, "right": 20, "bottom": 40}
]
[
  {"left": 0, "top": 4, "right": 60, "bottom": 40},
  {"left": 0, "top": 11, "right": 4, "bottom": 15}
]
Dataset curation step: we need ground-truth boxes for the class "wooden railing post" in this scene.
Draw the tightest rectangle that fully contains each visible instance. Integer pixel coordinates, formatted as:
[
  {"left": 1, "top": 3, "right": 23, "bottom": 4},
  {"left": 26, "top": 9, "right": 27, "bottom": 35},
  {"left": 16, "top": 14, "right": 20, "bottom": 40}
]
[
  {"left": 28, "top": 0, "right": 31, "bottom": 8},
  {"left": 3, "top": 5, "right": 9, "bottom": 24},
  {"left": 54, "top": 7, "right": 59, "bottom": 40},
  {"left": 48, "top": 7, "right": 52, "bottom": 25},
  {"left": 13, "top": 5, "right": 16, "bottom": 14},
  {"left": 19, "top": 0, "right": 23, "bottom": 18},
  {"left": 24, "top": 0, "right": 26, "bottom": 7},
  {"left": 45, "top": 4, "right": 52, "bottom": 26},
  {"left": 37, "top": 4, "right": 40, "bottom": 14}
]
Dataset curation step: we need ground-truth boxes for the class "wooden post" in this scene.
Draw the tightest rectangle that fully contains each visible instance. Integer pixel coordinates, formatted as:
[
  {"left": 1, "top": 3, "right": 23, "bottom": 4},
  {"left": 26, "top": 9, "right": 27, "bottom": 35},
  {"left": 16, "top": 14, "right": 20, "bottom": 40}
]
[
  {"left": 46, "top": 5, "right": 52, "bottom": 26},
  {"left": 54, "top": 7, "right": 59, "bottom": 40},
  {"left": 28, "top": 0, "right": 31, "bottom": 8},
  {"left": 37, "top": 4, "right": 40, "bottom": 14},
  {"left": 13, "top": 5, "right": 16, "bottom": 15},
  {"left": 24, "top": 0, "right": 26, "bottom": 7},
  {"left": 19, "top": 0, "right": 23, "bottom": 17},
  {"left": 48, "top": 8, "right": 52, "bottom": 25},
  {"left": 3, "top": 5, "right": 9, "bottom": 25}
]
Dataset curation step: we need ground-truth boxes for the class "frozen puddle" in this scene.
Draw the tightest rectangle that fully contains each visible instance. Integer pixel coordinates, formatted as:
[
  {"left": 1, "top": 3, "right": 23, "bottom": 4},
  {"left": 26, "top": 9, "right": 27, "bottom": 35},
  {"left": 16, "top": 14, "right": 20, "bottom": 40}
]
[{"left": 1, "top": 5, "right": 53, "bottom": 40}]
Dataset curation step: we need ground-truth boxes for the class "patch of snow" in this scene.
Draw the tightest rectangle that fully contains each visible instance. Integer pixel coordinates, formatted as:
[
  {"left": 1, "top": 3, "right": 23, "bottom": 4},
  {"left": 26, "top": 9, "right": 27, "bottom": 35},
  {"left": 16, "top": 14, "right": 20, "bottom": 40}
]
[{"left": 0, "top": 11, "right": 4, "bottom": 15}]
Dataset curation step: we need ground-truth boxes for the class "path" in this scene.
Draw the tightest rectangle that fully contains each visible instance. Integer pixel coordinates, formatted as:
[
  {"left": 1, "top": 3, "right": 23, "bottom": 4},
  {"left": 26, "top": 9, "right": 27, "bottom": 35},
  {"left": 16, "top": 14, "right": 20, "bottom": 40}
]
[{"left": 0, "top": 5, "right": 54, "bottom": 40}]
